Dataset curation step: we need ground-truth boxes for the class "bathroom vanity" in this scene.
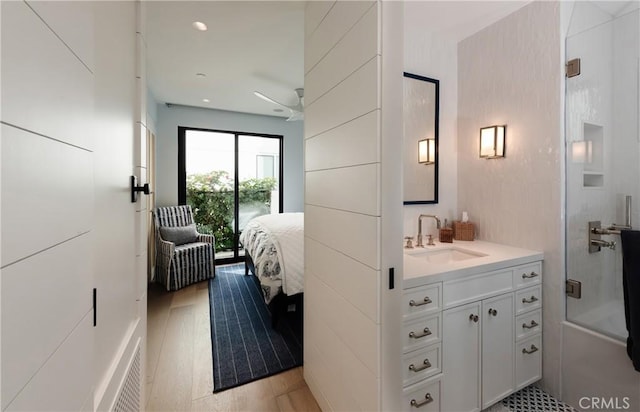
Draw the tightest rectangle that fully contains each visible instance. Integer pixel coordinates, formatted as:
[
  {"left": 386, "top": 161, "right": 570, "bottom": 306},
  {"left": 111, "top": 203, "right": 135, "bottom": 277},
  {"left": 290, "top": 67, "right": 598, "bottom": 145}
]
[{"left": 402, "top": 241, "right": 543, "bottom": 412}]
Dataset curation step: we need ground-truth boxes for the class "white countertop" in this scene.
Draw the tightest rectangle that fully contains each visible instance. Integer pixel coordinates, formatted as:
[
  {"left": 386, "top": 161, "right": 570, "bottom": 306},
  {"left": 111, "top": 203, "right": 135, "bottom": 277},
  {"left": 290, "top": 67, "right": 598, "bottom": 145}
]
[{"left": 403, "top": 239, "right": 543, "bottom": 289}]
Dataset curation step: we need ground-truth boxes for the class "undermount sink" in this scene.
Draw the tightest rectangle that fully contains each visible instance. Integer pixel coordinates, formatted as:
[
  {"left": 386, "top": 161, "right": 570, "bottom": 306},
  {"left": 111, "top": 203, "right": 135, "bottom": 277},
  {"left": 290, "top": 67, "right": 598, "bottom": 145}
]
[{"left": 406, "top": 247, "right": 487, "bottom": 264}]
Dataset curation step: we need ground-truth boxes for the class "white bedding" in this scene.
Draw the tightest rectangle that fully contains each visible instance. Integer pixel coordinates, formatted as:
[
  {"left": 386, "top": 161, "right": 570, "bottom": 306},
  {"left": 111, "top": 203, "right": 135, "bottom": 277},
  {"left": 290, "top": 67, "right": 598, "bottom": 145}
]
[{"left": 239, "top": 212, "right": 304, "bottom": 303}]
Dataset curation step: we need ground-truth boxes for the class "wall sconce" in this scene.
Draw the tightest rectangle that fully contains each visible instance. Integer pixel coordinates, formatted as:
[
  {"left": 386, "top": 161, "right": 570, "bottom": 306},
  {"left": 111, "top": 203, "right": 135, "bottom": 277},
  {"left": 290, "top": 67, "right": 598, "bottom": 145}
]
[
  {"left": 479, "top": 125, "right": 506, "bottom": 159},
  {"left": 418, "top": 138, "right": 435, "bottom": 165},
  {"left": 571, "top": 140, "right": 592, "bottom": 164}
]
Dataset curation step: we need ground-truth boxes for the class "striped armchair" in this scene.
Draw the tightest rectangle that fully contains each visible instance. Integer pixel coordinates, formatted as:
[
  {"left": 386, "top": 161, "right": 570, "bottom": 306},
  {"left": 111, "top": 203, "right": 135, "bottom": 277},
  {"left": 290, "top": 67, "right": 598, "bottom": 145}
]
[{"left": 154, "top": 205, "right": 215, "bottom": 291}]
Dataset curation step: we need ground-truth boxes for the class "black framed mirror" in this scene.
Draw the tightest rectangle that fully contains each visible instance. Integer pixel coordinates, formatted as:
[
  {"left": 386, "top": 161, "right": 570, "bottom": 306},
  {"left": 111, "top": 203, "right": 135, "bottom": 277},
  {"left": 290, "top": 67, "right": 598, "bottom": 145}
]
[{"left": 403, "top": 72, "right": 439, "bottom": 204}]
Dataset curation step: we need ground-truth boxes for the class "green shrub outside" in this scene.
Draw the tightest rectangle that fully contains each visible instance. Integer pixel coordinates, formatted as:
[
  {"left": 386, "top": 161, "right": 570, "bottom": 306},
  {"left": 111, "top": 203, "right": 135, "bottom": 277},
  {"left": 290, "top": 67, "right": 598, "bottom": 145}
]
[{"left": 186, "top": 171, "right": 277, "bottom": 251}]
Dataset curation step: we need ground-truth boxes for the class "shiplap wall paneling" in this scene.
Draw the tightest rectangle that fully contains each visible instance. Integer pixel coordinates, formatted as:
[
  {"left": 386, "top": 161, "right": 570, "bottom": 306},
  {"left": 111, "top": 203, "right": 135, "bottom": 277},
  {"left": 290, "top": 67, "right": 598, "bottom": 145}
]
[
  {"left": 1, "top": 236, "right": 92, "bottom": 408},
  {"left": 0, "top": 126, "right": 92, "bottom": 266},
  {"left": 305, "top": 4, "right": 378, "bottom": 106},
  {"left": 305, "top": 237, "right": 379, "bottom": 323},
  {"left": 304, "top": 1, "right": 375, "bottom": 73},
  {"left": 305, "top": 163, "right": 380, "bottom": 216},
  {"left": 304, "top": 1, "right": 406, "bottom": 411},
  {"left": 304, "top": 57, "right": 379, "bottom": 139},
  {"left": 305, "top": 204, "right": 380, "bottom": 270},
  {"left": 4, "top": 315, "right": 94, "bottom": 411},
  {"left": 1, "top": 1, "right": 93, "bottom": 150},
  {"left": 0, "top": 1, "right": 95, "bottom": 410},
  {"left": 305, "top": 110, "right": 380, "bottom": 171}
]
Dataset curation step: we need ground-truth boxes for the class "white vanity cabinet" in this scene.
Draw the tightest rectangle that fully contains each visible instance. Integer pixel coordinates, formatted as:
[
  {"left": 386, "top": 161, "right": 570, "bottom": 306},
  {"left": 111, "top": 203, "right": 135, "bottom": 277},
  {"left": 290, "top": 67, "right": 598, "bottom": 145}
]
[
  {"left": 402, "top": 257, "right": 542, "bottom": 412},
  {"left": 441, "top": 291, "right": 515, "bottom": 411}
]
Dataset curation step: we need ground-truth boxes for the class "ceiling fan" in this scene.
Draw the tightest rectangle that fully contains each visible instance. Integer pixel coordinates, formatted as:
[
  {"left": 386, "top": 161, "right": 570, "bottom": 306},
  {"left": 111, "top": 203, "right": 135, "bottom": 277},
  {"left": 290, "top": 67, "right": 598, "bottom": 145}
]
[{"left": 254, "top": 88, "right": 304, "bottom": 121}]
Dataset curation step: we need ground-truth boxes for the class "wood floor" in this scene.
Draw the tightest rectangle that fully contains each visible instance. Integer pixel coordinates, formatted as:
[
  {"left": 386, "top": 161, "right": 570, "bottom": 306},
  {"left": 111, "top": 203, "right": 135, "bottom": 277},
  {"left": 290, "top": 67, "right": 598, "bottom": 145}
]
[{"left": 146, "top": 278, "right": 320, "bottom": 412}]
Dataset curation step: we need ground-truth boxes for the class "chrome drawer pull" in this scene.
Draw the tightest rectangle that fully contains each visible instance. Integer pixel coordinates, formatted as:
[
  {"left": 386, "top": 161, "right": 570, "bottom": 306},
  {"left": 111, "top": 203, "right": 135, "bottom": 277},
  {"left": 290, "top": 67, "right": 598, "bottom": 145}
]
[
  {"left": 522, "top": 296, "right": 539, "bottom": 304},
  {"left": 522, "top": 320, "right": 539, "bottom": 329},
  {"left": 522, "top": 344, "right": 539, "bottom": 355},
  {"left": 409, "top": 297, "right": 433, "bottom": 307},
  {"left": 469, "top": 314, "right": 479, "bottom": 323},
  {"left": 522, "top": 271, "right": 539, "bottom": 279},
  {"left": 411, "top": 393, "right": 434, "bottom": 408},
  {"left": 408, "top": 358, "right": 432, "bottom": 372},
  {"left": 409, "top": 327, "right": 432, "bottom": 339}
]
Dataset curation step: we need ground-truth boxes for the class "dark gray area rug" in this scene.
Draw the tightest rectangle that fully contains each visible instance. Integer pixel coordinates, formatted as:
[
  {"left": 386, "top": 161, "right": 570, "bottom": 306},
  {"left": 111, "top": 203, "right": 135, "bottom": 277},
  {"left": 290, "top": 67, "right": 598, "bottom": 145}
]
[{"left": 208, "top": 264, "right": 302, "bottom": 392}]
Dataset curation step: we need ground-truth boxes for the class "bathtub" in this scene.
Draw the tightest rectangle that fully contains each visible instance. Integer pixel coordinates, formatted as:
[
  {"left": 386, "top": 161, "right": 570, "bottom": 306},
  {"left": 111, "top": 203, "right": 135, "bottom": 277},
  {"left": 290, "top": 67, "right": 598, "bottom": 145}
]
[
  {"left": 562, "top": 321, "right": 640, "bottom": 412},
  {"left": 571, "top": 299, "right": 626, "bottom": 342}
]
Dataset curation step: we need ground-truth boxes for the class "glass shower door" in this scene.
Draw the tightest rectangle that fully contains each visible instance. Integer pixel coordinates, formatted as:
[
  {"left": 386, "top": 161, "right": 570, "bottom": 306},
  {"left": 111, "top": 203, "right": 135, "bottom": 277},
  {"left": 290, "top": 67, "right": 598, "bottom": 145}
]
[{"left": 565, "top": 1, "right": 639, "bottom": 341}]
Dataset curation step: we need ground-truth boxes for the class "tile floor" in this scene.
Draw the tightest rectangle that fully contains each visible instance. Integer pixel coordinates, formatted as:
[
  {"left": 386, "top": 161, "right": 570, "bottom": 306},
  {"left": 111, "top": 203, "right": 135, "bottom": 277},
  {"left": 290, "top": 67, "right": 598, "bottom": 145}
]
[{"left": 484, "top": 386, "right": 577, "bottom": 412}]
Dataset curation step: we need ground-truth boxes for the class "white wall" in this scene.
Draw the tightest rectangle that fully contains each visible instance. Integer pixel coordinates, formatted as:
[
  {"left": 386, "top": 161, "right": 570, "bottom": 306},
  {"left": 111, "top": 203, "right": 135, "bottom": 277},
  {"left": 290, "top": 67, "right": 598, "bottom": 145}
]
[
  {"left": 154, "top": 104, "right": 303, "bottom": 212},
  {"left": 403, "top": 2, "right": 459, "bottom": 239},
  {"left": 303, "top": 1, "right": 403, "bottom": 410},
  {"left": 457, "top": 1, "right": 563, "bottom": 398}
]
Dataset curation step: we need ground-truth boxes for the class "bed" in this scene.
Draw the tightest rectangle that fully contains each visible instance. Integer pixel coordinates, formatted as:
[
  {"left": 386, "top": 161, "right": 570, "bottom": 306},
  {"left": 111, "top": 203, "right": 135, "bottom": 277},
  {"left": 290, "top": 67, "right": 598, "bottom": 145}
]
[{"left": 239, "top": 212, "right": 304, "bottom": 326}]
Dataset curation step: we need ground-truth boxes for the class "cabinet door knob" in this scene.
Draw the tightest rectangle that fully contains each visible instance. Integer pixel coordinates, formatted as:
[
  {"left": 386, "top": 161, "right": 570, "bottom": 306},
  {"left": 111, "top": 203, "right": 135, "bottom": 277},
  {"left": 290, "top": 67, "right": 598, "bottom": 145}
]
[
  {"left": 409, "top": 297, "right": 433, "bottom": 307},
  {"left": 522, "top": 271, "right": 539, "bottom": 279},
  {"left": 409, "top": 327, "right": 432, "bottom": 339},
  {"left": 469, "top": 314, "right": 479, "bottom": 322},
  {"left": 522, "top": 320, "right": 539, "bottom": 329},
  {"left": 408, "top": 358, "right": 432, "bottom": 372},
  {"left": 488, "top": 308, "right": 497, "bottom": 316},
  {"left": 410, "top": 393, "right": 434, "bottom": 408},
  {"left": 522, "top": 296, "right": 539, "bottom": 304}
]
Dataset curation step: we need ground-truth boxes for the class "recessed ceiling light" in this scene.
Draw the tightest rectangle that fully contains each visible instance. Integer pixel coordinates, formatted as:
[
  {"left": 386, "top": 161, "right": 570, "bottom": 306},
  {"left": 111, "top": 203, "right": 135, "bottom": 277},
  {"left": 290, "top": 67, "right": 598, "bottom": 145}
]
[
  {"left": 273, "top": 108, "right": 284, "bottom": 113},
  {"left": 192, "top": 21, "right": 208, "bottom": 31},
  {"left": 196, "top": 73, "right": 206, "bottom": 77},
  {"left": 203, "top": 98, "right": 210, "bottom": 103}
]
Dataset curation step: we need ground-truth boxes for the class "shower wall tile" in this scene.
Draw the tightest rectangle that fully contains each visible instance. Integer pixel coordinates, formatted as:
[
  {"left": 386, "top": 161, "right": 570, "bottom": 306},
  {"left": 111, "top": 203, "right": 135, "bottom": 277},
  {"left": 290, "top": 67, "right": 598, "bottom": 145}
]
[{"left": 457, "top": 1, "right": 562, "bottom": 398}]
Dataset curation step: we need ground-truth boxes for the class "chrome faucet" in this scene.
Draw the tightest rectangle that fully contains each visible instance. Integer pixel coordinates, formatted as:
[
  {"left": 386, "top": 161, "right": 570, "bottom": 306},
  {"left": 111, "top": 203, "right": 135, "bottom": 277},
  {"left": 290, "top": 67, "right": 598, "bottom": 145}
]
[{"left": 417, "top": 214, "right": 441, "bottom": 247}]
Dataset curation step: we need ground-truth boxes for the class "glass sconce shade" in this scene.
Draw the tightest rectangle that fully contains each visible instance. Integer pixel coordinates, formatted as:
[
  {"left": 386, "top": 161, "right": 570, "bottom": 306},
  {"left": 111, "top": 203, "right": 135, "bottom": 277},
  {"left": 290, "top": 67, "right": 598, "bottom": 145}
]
[
  {"left": 571, "top": 140, "right": 592, "bottom": 164},
  {"left": 418, "top": 138, "right": 435, "bottom": 164},
  {"left": 479, "top": 125, "right": 506, "bottom": 158}
]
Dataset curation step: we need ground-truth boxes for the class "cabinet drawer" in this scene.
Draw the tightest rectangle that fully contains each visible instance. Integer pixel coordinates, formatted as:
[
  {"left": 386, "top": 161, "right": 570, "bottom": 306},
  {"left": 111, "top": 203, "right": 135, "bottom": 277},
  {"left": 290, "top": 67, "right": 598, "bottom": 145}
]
[
  {"left": 513, "top": 262, "right": 542, "bottom": 289},
  {"left": 516, "top": 335, "right": 542, "bottom": 390},
  {"left": 402, "top": 344, "right": 441, "bottom": 387},
  {"left": 403, "top": 283, "right": 441, "bottom": 319},
  {"left": 402, "top": 378, "right": 441, "bottom": 412},
  {"left": 515, "top": 285, "right": 542, "bottom": 315},
  {"left": 403, "top": 314, "right": 441, "bottom": 353},
  {"left": 443, "top": 269, "right": 512, "bottom": 308},
  {"left": 516, "top": 310, "right": 542, "bottom": 341}
]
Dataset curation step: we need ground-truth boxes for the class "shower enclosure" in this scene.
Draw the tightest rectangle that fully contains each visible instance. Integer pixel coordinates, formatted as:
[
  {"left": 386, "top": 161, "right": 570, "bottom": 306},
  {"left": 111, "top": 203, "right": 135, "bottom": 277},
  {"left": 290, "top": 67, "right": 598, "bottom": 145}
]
[{"left": 563, "top": 1, "right": 640, "bottom": 408}]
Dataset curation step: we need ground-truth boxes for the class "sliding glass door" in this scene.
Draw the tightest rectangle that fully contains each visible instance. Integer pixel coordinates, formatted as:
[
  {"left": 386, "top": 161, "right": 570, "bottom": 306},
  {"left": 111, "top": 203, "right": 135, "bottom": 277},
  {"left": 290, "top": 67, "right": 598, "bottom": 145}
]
[{"left": 178, "top": 127, "right": 283, "bottom": 264}]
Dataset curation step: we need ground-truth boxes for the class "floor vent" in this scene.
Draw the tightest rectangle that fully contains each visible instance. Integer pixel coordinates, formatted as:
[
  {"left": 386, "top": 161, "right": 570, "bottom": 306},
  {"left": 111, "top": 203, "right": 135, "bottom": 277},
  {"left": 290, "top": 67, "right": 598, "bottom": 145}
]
[{"left": 113, "top": 343, "right": 141, "bottom": 412}]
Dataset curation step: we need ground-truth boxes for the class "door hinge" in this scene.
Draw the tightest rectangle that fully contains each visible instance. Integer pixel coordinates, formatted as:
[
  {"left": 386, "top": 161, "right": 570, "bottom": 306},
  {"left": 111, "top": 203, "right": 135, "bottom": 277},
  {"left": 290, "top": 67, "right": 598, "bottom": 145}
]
[
  {"left": 93, "top": 288, "right": 97, "bottom": 327},
  {"left": 566, "top": 58, "right": 581, "bottom": 78},
  {"left": 566, "top": 279, "right": 582, "bottom": 299}
]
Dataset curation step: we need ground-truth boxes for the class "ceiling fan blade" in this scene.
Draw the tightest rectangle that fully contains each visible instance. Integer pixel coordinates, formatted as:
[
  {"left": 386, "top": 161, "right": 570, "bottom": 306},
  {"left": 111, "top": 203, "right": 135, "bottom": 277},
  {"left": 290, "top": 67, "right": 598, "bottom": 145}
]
[
  {"left": 286, "top": 110, "right": 304, "bottom": 122},
  {"left": 253, "top": 91, "right": 294, "bottom": 110}
]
